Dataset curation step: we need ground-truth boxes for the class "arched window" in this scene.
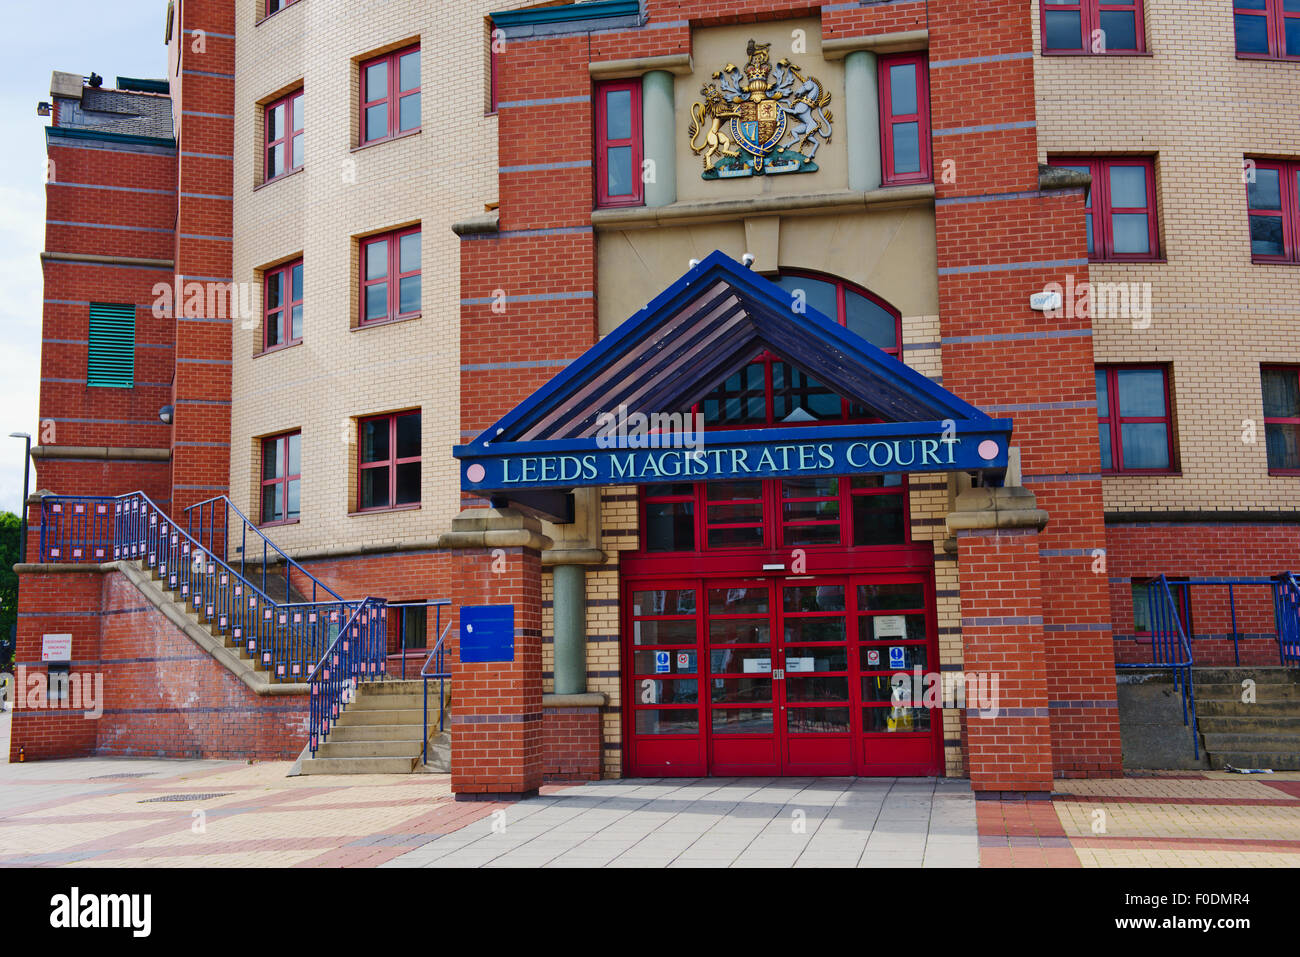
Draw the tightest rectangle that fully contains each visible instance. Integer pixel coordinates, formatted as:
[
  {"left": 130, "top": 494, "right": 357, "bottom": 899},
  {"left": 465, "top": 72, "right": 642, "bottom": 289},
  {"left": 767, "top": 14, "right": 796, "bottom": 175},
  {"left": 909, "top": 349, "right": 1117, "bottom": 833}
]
[
  {"left": 641, "top": 274, "right": 910, "bottom": 556},
  {"left": 694, "top": 271, "right": 903, "bottom": 428}
]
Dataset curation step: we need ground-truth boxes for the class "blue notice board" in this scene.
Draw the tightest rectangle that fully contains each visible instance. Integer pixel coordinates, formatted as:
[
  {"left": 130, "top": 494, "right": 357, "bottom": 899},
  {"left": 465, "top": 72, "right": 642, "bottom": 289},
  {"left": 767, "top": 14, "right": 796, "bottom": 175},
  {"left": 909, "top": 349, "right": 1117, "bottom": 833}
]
[{"left": 460, "top": 604, "right": 515, "bottom": 663}]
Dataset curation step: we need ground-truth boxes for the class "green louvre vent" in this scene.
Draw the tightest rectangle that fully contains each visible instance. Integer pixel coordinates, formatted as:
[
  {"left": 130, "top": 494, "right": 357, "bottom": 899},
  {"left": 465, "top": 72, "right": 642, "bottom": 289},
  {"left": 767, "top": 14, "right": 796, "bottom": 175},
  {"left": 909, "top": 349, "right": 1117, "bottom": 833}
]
[{"left": 87, "top": 303, "right": 136, "bottom": 388}]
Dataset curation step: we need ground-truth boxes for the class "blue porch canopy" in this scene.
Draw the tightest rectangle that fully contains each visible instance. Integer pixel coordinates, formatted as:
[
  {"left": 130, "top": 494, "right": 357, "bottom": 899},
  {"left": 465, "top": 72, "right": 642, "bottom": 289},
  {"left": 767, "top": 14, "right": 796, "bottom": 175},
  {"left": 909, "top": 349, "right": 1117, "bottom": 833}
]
[{"left": 455, "top": 251, "right": 1012, "bottom": 521}]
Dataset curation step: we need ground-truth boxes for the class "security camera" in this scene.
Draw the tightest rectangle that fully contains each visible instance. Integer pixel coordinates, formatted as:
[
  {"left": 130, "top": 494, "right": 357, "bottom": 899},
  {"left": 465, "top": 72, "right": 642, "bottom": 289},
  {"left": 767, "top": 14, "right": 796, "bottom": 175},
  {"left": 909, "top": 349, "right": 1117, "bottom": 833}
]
[{"left": 742, "top": 253, "right": 755, "bottom": 268}]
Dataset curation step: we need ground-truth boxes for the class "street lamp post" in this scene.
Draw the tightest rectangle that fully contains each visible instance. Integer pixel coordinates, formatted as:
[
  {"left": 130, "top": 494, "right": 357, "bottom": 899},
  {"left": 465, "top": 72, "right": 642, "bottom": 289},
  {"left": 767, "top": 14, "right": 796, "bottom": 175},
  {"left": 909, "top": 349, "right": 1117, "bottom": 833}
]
[{"left": 9, "top": 433, "right": 31, "bottom": 563}]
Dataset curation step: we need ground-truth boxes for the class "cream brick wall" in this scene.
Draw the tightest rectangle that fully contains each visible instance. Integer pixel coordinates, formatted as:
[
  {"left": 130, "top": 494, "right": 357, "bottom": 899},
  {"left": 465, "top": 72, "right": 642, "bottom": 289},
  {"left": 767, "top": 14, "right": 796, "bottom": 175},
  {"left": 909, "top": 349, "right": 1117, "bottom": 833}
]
[
  {"left": 231, "top": 0, "right": 510, "bottom": 551},
  {"left": 1033, "top": 0, "right": 1300, "bottom": 512}
]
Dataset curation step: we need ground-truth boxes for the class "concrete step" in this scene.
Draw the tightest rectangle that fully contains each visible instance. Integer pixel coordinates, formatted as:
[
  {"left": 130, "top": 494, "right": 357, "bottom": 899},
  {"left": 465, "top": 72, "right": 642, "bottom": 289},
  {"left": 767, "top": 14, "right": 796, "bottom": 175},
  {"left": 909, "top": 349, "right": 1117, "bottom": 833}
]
[
  {"left": 327, "top": 723, "right": 424, "bottom": 743},
  {"left": 1206, "top": 751, "right": 1300, "bottom": 771},
  {"left": 315, "top": 739, "right": 425, "bottom": 759},
  {"left": 1193, "top": 667, "right": 1297, "bottom": 685},
  {"left": 1198, "top": 714, "right": 1300, "bottom": 733},
  {"left": 1194, "top": 682, "right": 1300, "bottom": 701},
  {"left": 1203, "top": 732, "right": 1300, "bottom": 752},
  {"left": 299, "top": 755, "right": 419, "bottom": 775}
]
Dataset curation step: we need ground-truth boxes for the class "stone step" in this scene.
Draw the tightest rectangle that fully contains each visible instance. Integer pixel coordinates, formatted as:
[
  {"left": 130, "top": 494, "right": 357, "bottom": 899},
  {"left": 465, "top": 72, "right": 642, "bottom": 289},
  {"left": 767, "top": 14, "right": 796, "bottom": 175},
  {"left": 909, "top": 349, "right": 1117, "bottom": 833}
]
[
  {"left": 358, "top": 680, "right": 426, "bottom": 696},
  {"left": 1195, "top": 700, "right": 1300, "bottom": 717},
  {"left": 424, "top": 732, "right": 451, "bottom": 773},
  {"left": 350, "top": 692, "right": 431, "bottom": 711},
  {"left": 315, "top": 739, "right": 425, "bottom": 759},
  {"left": 327, "top": 723, "right": 424, "bottom": 743},
  {"left": 299, "top": 755, "right": 419, "bottom": 775},
  {"left": 1193, "top": 667, "right": 1298, "bottom": 684},
  {"left": 1203, "top": 732, "right": 1300, "bottom": 752},
  {"left": 1206, "top": 751, "right": 1300, "bottom": 771},
  {"left": 1193, "top": 681, "right": 1300, "bottom": 701},
  {"left": 338, "top": 707, "right": 423, "bottom": 725},
  {"left": 1198, "top": 714, "right": 1300, "bottom": 733}
]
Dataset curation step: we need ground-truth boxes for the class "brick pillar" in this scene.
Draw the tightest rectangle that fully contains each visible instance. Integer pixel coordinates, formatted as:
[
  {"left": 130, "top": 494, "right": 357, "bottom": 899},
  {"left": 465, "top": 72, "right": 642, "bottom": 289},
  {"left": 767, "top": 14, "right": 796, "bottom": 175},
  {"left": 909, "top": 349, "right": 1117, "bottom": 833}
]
[
  {"left": 948, "top": 485, "right": 1054, "bottom": 794},
  {"left": 444, "top": 508, "right": 552, "bottom": 801}
]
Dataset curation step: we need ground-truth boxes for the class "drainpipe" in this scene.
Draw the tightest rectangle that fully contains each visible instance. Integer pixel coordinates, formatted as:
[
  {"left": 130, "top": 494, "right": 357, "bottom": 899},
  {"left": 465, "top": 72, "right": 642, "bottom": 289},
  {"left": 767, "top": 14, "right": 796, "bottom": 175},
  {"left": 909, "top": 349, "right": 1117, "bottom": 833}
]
[
  {"left": 641, "top": 70, "right": 677, "bottom": 207},
  {"left": 845, "top": 50, "right": 882, "bottom": 193}
]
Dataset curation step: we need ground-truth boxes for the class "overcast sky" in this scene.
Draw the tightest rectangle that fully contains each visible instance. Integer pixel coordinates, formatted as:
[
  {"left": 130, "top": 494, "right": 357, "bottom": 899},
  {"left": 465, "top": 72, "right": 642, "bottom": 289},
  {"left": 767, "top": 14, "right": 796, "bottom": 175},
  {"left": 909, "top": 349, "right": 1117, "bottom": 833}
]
[{"left": 0, "top": 2, "right": 164, "bottom": 515}]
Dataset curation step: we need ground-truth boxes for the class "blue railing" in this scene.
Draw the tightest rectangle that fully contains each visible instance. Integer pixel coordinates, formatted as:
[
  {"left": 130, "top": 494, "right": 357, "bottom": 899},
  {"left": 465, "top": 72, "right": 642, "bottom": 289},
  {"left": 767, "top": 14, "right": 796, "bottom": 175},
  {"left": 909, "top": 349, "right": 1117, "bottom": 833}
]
[
  {"left": 388, "top": 599, "right": 450, "bottom": 679},
  {"left": 1276, "top": 572, "right": 1300, "bottom": 669},
  {"left": 183, "top": 495, "right": 343, "bottom": 605},
  {"left": 421, "top": 614, "right": 455, "bottom": 766},
  {"left": 1118, "top": 574, "right": 1199, "bottom": 760},
  {"left": 38, "top": 492, "right": 373, "bottom": 684},
  {"left": 308, "top": 597, "right": 388, "bottom": 755}
]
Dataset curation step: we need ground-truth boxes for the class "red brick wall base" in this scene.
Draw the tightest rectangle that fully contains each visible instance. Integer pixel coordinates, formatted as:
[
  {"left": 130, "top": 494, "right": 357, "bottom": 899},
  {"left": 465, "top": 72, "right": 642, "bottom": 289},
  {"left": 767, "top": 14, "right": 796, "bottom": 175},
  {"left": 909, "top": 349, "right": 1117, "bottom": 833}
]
[
  {"left": 543, "top": 707, "right": 602, "bottom": 782},
  {"left": 9, "top": 566, "right": 308, "bottom": 762}
]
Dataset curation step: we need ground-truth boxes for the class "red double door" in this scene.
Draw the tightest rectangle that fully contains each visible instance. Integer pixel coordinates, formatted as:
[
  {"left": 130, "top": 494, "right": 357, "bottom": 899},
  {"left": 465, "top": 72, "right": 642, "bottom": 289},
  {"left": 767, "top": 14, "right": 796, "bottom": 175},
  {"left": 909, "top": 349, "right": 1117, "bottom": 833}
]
[{"left": 622, "top": 566, "right": 942, "bottom": 777}]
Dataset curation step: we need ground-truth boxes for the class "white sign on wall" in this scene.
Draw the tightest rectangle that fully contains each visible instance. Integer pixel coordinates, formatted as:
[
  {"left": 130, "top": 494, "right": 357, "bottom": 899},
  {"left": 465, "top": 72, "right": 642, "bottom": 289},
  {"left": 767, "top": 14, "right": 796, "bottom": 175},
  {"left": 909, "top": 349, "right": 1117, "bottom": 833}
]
[
  {"left": 41, "top": 633, "right": 72, "bottom": 662},
  {"left": 873, "top": 615, "right": 907, "bottom": 639}
]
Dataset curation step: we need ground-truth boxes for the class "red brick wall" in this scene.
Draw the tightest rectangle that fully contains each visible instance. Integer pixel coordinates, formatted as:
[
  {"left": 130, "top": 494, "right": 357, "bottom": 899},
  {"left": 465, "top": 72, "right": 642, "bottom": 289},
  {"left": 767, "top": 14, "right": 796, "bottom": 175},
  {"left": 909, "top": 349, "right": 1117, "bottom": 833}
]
[
  {"left": 170, "top": 0, "right": 236, "bottom": 516},
  {"left": 448, "top": 545, "right": 544, "bottom": 797},
  {"left": 8, "top": 570, "right": 102, "bottom": 761},
  {"left": 1108, "top": 523, "right": 1300, "bottom": 668},
  {"left": 543, "top": 707, "right": 603, "bottom": 782},
  {"left": 955, "top": 528, "right": 1054, "bottom": 792},
  {"left": 10, "top": 568, "right": 308, "bottom": 762}
]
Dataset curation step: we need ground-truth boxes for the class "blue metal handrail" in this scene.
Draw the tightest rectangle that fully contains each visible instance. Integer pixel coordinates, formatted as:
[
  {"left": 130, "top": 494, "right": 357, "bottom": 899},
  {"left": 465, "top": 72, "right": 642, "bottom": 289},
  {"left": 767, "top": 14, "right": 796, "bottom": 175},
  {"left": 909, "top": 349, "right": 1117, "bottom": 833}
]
[
  {"left": 307, "top": 596, "right": 388, "bottom": 755},
  {"left": 1117, "top": 574, "right": 1199, "bottom": 760},
  {"left": 183, "top": 494, "right": 344, "bottom": 605},
  {"left": 421, "top": 616, "right": 455, "bottom": 766},
  {"left": 387, "top": 599, "right": 450, "bottom": 679},
  {"left": 39, "top": 492, "right": 361, "bottom": 682}
]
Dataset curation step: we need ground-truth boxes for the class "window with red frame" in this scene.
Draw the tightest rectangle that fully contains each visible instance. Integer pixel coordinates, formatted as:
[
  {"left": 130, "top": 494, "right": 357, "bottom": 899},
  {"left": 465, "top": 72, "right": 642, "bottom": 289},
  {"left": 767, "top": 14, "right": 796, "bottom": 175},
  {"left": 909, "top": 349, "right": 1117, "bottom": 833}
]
[
  {"left": 1131, "top": 577, "right": 1192, "bottom": 637},
  {"left": 642, "top": 476, "right": 908, "bottom": 554},
  {"left": 640, "top": 273, "right": 908, "bottom": 555},
  {"left": 1234, "top": 0, "right": 1300, "bottom": 59},
  {"left": 1050, "top": 157, "right": 1158, "bottom": 260},
  {"left": 360, "top": 227, "right": 420, "bottom": 324},
  {"left": 879, "top": 53, "right": 931, "bottom": 185},
  {"left": 1096, "top": 365, "right": 1174, "bottom": 473},
  {"left": 697, "top": 273, "right": 901, "bottom": 427},
  {"left": 261, "top": 431, "right": 300, "bottom": 525},
  {"left": 263, "top": 259, "right": 302, "bottom": 351},
  {"left": 265, "top": 0, "right": 299, "bottom": 17},
  {"left": 361, "top": 45, "right": 420, "bottom": 144},
  {"left": 1247, "top": 158, "right": 1300, "bottom": 261},
  {"left": 1042, "top": 0, "right": 1145, "bottom": 53},
  {"left": 595, "top": 79, "right": 642, "bottom": 207},
  {"left": 265, "top": 89, "right": 303, "bottom": 181},
  {"left": 1262, "top": 366, "right": 1300, "bottom": 472},
  {"left": 358, "top": 411, "right": 420, "bottom": 511}
]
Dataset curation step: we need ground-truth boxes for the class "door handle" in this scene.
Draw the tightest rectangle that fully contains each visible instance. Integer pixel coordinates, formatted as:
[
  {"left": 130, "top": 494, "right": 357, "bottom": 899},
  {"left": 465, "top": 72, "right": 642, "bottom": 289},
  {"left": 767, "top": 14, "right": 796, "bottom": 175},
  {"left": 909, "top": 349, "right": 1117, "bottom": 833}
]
[{"left": 773, "top": 668, "right": 784, "bottom": 680}]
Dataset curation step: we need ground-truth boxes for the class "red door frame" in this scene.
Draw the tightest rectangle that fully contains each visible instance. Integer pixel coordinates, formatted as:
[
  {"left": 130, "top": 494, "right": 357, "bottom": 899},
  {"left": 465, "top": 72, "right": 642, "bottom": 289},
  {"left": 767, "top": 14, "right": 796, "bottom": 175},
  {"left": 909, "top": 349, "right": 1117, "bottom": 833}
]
[{"left": 621, "top": 545, "right": 943, "bottom": 777}]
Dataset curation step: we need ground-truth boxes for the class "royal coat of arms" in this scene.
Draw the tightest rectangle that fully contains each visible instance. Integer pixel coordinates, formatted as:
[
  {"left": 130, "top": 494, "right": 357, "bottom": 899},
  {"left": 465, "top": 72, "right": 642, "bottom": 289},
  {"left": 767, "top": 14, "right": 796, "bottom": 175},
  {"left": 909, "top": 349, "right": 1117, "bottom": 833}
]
[{"left": 687, "top": 39, "right": 833, "bottom": 179}]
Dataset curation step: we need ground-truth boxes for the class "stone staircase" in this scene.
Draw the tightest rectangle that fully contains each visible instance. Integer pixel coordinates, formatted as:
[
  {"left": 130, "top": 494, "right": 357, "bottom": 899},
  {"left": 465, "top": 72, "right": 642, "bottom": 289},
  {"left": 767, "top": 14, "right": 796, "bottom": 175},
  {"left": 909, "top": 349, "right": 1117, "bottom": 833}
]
[
  {"left": 1195, "top": 667, "right": 1300, "bottom": 771},
  {"left": 298, "top": 680, "right": 451, "bottom": 775}
]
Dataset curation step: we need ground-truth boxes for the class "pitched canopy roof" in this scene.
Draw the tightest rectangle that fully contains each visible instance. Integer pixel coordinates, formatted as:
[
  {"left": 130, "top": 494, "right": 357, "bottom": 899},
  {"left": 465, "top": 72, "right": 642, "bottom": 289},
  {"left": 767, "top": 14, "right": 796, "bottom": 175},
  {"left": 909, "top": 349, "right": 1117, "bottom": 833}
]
[{"left": 456, "top": 251, "right": 1011, "bottom": 520}]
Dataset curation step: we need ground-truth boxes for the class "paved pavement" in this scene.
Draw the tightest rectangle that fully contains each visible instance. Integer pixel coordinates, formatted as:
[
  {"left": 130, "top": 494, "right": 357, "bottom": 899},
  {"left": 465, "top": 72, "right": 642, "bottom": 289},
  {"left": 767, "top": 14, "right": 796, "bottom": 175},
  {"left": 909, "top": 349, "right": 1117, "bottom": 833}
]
[
  {"left": 383, "top": 777, "right": 979, "bottom": 868},
  {"left": 0, "top": 724, "right": 1297, "bottom": 867}
]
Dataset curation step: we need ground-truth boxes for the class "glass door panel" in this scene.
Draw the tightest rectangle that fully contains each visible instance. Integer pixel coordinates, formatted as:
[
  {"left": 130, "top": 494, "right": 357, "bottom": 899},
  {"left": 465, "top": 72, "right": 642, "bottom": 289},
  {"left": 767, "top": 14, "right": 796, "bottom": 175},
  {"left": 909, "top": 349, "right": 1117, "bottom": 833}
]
[
  {"left": 779, "top": 581, "right": 854, "bottom": 772},
  {"left": 706, "top": 582, "right": 779, "bottom": 773},
  {"left": 627, "top": 583, "right": 705, "bottom": 774}
]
